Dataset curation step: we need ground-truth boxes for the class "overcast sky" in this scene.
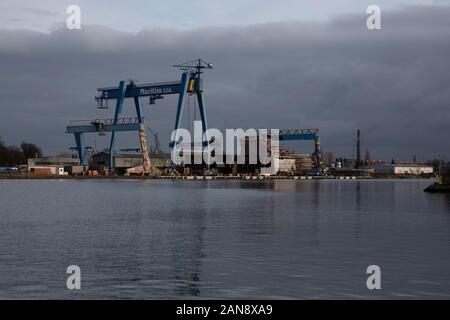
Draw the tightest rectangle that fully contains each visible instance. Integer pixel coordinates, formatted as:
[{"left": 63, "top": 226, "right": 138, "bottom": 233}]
[
  {"left": 0, "top": 1, "right": 449, "bottom": 160},
  {"left": 1, "top": 0, "right": 448, "bottom": 32}
]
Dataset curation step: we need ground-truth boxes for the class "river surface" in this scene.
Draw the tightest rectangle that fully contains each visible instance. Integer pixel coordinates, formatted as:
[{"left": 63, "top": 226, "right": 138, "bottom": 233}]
[{"left": 0, "top": 179, "right": 449, "bottom": 299}]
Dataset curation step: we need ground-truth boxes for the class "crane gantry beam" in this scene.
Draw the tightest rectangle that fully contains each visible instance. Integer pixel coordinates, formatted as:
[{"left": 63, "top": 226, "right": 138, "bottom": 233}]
[{"left": 278, "top": 128, "right": 322, "bottom": 168}]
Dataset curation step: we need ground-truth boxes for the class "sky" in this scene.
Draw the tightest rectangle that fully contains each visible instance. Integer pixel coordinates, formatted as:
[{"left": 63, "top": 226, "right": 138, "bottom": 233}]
[
  {"left": 0, "top": 0, "right": 448, "bottom": 32},
  {"left": 0, "top": 1, "right": 449, "bottom": 160}
]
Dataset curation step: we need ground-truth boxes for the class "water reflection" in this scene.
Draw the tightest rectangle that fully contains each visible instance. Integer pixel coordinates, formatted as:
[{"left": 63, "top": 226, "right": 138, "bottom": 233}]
[
  {"left": 1, "top": 179, "right": 450, "bottom": 299},
  {"left": 355, "top": 181, "right": 361, "bottom": 211},
  {"left": 354, "top": 181, "right": 362, "bottom": 238}
]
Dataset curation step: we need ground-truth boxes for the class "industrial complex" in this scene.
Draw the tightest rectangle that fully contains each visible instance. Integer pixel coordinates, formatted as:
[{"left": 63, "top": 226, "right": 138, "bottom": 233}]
[
  {"left": 61, "top": 59, "right": 330, "bottom": 177},
  {"left": 1, "top": 59, "right": 435, "bottom": 179}
]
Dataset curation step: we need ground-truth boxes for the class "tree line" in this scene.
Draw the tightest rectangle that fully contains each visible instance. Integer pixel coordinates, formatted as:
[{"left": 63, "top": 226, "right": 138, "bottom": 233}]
[{"left": 0, "top": 138, "right": 43, "bottom": 167}]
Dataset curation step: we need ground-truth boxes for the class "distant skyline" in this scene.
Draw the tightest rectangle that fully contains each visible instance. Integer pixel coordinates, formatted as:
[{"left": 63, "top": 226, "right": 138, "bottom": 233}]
[{"left": 0, "top": 1, "right": 449, "bottom": 160}]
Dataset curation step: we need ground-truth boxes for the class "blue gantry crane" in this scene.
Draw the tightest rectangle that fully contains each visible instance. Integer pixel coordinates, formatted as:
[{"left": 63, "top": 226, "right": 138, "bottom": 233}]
[
  {"left": 279, "top": 128, "right": 322, "bottom": 168},
  {"left": 66, "top": 58, "right": 323, "bottom": 174},
  {"left": 66, "top": 58, "right": 213, "bottom": 173}
]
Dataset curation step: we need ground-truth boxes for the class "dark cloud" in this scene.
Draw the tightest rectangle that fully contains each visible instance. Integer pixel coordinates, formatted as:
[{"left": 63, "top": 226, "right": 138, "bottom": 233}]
[{"left": 0, "top": 5, "right": 449, "bottom": 160}]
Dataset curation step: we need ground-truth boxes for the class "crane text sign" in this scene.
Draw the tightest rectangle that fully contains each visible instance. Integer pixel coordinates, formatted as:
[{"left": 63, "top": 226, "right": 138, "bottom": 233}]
[{"left": 140, "top": 87, "right": 175, "bottom": 95}]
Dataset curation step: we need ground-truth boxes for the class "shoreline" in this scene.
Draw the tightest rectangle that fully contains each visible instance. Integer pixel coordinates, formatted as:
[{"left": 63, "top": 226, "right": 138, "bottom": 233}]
[
  {"left": 424, "top": 182, "right": 450, "bottom": 193},
  {"left": 0, "top": 174, "right": 435, "bottom": 181}
]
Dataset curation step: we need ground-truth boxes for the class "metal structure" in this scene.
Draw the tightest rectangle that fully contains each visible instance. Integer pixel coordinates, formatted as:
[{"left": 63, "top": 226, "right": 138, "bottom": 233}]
[
  {"left": 120, "top": 148, "right": 142, "bottom": 153},
  {"left": 66, "top": 59, "right": 212, "bottom": 173},
  {"left": 279, "top": 128, "right": 319, "bottom": 141},
  {"left": 279, "top": 128, "right": 322, "bottom": 168},
  {"left": 118, "top": 127, "right": 161, "bottom": 156},
  {"left": 146, "top": 126, "right": 161, "bottom": 157},
  {"left": 65, "top": 59, "right": 323, "bottom": 174},
  {"left": 171, "top": 58, "right": 212, "bottom": 148}
]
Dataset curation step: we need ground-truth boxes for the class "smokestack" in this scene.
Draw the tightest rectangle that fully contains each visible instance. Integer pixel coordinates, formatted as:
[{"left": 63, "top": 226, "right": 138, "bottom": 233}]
[{"left": 356, "top": 129, "right": 361, "bottom": 169}]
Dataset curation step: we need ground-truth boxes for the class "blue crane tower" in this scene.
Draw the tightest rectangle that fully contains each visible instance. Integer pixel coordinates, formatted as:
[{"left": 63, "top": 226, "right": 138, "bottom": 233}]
[{"left": 66, "top": 59, "right": 213, "bottom": 173}]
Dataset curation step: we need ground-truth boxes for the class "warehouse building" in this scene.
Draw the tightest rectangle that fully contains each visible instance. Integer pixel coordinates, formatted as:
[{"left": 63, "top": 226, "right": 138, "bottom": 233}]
[
  {"left": 374, "top": 164, "right": 433, "bottom": 175},
  {"left": 28, "top": 156, "right": 82, "bottom": 175},
  {"left": 91, "top": 151, "right": 172, "bottom": 175}
]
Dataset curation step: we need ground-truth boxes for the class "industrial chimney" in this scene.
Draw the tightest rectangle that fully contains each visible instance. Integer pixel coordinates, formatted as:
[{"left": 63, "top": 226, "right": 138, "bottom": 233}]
[{"left": 356, "top": 129, "right": 361, "bottom": 169}]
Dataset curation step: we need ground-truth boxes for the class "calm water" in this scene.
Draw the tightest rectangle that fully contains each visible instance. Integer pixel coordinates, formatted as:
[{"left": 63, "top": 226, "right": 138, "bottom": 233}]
[{"left": 0, "top": 179, "right": 449, "bottom": 299}]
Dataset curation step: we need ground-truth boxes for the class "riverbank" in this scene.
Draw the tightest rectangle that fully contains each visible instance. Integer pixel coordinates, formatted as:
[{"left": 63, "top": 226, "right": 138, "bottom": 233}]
[{"left": 0, "top": 173, "right": 434, "bottom": 181}]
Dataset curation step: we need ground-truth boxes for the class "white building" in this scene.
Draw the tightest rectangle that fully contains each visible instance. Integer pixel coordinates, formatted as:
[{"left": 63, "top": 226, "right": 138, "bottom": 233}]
[
  {"left": 28, "top": 156, "right": 79, "bottom": 175},
  {"left": 374, "top": 164, "right": 433, "bottom": 175}
]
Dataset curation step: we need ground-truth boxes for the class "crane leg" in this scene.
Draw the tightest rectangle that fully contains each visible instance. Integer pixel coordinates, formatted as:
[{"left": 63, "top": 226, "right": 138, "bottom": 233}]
[
  {"left": 139, "top": 127, "right": 151, "bottom": 174},
  {"left": 74, "top": 132, "right": 87, "bottom": 166},
  {"left": 109, "top": 81, "right": 127, "bottom": 173}
]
